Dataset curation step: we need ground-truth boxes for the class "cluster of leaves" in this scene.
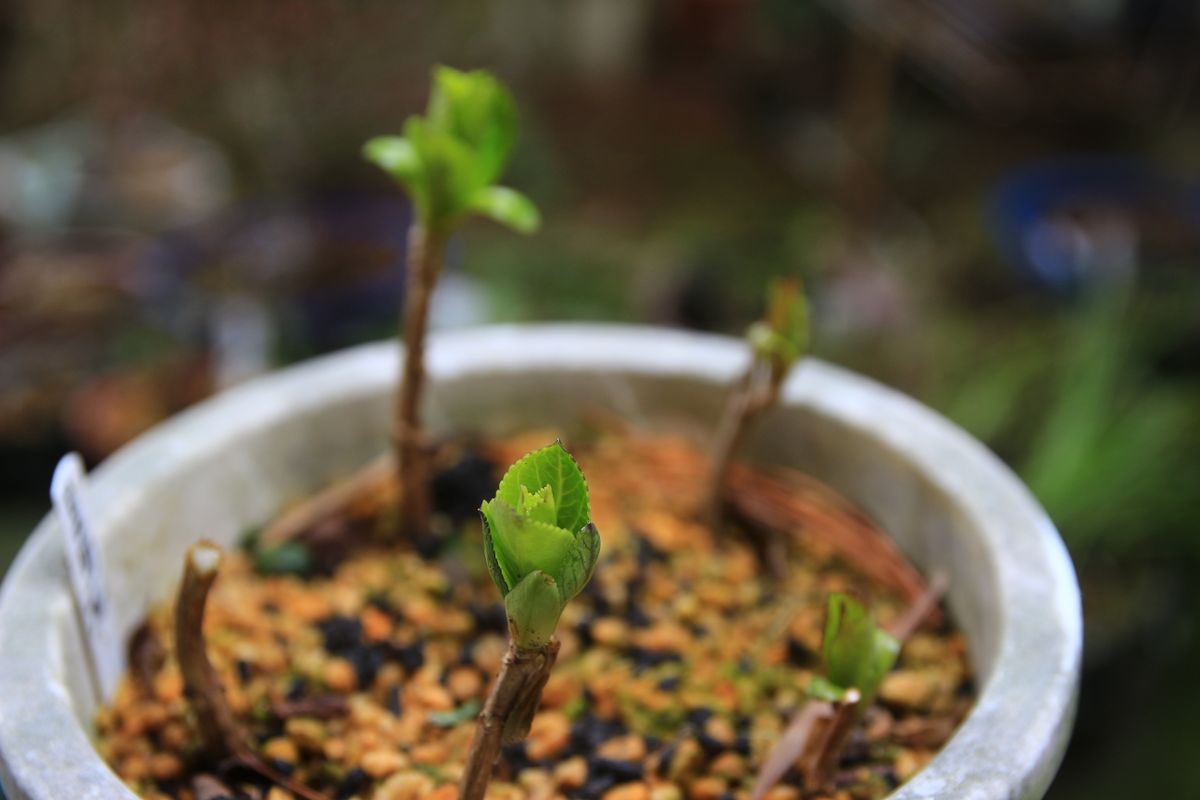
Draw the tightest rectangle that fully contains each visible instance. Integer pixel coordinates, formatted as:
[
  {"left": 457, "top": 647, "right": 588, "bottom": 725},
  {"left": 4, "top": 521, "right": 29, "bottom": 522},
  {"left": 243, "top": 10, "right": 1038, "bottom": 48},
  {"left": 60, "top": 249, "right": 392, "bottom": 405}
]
[
  {"left": 480, "top": 442, "right": 601, "bottom": 651},
  {"left": 807, "top": 593, "right": 899, "bottom": 708},
  {"left": 747, "top": 277, "right": 809, "bottom": 375},
  {"left": 363, "top": 66, "right": 540, "bottom": 236}
]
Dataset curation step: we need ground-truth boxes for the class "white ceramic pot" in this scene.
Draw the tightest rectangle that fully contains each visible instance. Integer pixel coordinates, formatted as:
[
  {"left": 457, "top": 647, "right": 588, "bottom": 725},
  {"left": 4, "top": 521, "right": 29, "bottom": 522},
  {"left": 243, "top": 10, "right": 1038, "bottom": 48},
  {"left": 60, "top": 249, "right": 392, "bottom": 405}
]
[{"left": 0, "top": 325, "right": 1081, "bottom": 799}]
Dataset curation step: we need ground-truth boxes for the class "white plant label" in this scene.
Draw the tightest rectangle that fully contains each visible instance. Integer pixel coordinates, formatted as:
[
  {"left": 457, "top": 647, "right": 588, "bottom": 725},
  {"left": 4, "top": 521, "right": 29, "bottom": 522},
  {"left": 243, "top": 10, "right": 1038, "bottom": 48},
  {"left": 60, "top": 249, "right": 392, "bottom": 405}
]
[{"left": 50, "top": 453, "right": 120, "bottom": 701}]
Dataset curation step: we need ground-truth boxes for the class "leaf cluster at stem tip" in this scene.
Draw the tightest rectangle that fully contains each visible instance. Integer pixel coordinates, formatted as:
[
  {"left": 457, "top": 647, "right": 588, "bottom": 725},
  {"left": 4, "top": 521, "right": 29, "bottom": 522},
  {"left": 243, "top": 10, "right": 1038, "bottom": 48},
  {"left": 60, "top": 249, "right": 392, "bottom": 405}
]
[
  {"left": 480, "top": 442, "right": 601, "bottom": 651},
  {"left": 362, "top": 66, "right": 540, "bottom": 236},
  {"left": 747, "top": 277, "right": 809, "bottom": 371},
  {"left": 806, "top": 592, "right": 900, "bottom": 709}
]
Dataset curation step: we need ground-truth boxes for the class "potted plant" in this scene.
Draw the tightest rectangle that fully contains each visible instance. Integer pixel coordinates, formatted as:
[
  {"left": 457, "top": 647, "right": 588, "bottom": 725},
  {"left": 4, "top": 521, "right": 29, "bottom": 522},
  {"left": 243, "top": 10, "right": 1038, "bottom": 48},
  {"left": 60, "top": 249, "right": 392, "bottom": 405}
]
[{"left": 0, "top": 70, "right": 1080, "bottom": 800}]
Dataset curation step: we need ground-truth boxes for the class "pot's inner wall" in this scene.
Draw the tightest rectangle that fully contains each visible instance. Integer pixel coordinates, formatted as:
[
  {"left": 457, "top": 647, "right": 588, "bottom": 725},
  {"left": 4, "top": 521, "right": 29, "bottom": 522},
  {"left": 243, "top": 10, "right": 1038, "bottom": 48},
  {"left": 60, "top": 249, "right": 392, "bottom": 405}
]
[{"left": 70, "top": 365, "right": 995, "bottom": 730}]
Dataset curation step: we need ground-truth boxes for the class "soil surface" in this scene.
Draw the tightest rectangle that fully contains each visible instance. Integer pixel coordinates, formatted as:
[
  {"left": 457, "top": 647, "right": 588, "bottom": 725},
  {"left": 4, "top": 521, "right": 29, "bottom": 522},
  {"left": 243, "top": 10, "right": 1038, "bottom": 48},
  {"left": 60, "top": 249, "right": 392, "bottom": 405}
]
[{"left": 96, "top": 429, "right": 973, "bottom": 800}]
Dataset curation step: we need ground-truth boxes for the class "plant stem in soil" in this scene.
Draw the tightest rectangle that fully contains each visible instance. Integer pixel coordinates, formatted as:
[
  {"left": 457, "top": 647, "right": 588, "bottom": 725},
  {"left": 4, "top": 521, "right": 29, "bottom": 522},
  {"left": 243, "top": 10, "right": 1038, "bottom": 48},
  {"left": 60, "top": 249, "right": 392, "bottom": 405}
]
[
  {"left": 801, "top": 688, "right": 861, "bottom": 791},
  {"left": 396, "top": 223, "right": 447, "bottom": 539},
  {"left": 176, "top": 541, "right": 256, "bottom": 764},
  {"left": 175, "top": 541, "right": 329, "bottom": 800},
  {"left": 459, "top": 639, "right": 561, "bottom": 800},
  {"left": 706, "top": 360, "right": 782, "bottom": 521}
]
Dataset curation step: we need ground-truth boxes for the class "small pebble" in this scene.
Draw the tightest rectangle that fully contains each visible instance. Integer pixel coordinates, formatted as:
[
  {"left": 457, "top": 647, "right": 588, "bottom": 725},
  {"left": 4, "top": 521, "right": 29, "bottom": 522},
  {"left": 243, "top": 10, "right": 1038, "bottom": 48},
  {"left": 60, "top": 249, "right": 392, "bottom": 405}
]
[
  {"left": 360, "top": 748, "right": 408, "bottom": 779},
  {"left": 323, "top": 657, "right": 358, "bottom": 692},
  {"left": 262, "top": 737, "right": 299, "bottom": 765}
]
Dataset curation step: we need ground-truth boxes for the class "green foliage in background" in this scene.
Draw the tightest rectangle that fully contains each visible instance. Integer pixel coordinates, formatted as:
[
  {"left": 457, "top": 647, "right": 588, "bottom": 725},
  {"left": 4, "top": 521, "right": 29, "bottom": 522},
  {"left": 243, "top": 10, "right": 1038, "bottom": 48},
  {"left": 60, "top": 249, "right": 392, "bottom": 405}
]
[
  {"left": 364, "top": 66, "right": 539, "bottom": 236},
  {"left": 938, "top": 290, "right": 1200, "bottom": 558}
]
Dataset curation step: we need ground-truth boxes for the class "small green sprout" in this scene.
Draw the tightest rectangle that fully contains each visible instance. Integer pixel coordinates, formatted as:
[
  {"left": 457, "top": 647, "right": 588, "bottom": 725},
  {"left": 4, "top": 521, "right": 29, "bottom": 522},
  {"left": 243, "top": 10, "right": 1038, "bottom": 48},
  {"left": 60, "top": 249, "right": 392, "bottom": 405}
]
[
  {"left": 363, "top": 66, "right": 540, "bottom": 538},
  {"left": 364, "top": 66, "right": 540, "bottom": 237},
  {"left": 708, "top": 277, "right": 810, "bottom": 523},
  {"left": 461, "top": 442, "right": 600, "bottom": 800},
  {"left": 747, "top": 277, "right": 809, "bottom": 377},
  {"left": 806, "top": 592, "right": 899, "bottom": 708},
  {"left": 480, "top": 442, "right": 601, "bottom": 651}
]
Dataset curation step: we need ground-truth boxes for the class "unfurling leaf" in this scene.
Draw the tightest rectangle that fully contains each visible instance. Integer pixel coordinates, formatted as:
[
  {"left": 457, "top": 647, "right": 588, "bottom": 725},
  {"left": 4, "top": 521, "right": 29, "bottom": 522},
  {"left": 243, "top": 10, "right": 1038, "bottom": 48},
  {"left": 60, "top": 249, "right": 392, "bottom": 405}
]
[
  {"left": 481, "top": 499, "right": 576, "bottom": 592},
  {"left": 494, "top": 441, "right": 590, "bottom": 534},
  {"left": 480, "top": 442, "right": 600, "bottom": 650},
  {"left": 364, "top": 66, "right": 539, "bottom": 234},
  {"left": 811, "top": 592, "right": 899, "bottom": 708},
  {"left": 748, "top": 278, "right": 809, "bottom": 370}
]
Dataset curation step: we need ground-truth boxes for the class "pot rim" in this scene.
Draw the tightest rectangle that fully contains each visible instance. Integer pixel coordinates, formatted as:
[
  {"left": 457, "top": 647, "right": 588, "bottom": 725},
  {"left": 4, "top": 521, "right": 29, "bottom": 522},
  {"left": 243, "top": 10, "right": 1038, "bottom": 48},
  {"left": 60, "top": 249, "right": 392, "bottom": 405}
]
[{"left": 0, "top": 323, "right": 1081, "bottom": 800}]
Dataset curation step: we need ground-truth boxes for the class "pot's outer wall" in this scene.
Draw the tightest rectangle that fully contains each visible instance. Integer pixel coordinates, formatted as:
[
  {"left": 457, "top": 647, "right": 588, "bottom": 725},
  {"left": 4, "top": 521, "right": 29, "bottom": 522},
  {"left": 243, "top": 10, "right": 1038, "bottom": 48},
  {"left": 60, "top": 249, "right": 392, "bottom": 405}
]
[{"left": 0, "top": 325, "right": 1081, "bottom": 800}]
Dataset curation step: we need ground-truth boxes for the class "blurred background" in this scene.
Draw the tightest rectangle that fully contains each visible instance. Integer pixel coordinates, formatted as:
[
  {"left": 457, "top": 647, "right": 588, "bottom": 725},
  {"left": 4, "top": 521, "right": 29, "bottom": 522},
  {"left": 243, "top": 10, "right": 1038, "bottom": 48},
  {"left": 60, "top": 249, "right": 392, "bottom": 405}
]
[{"left": 0, "top": 1, "right": 1197, "bottom": 797}]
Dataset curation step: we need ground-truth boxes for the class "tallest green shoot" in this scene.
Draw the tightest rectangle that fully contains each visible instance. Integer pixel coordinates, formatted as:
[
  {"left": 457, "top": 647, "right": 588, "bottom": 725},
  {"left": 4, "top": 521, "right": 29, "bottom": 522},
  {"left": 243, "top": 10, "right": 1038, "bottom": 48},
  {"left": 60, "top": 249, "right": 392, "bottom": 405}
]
[{"left": 364, "top": 67, "right": 540, "bottom": 537}]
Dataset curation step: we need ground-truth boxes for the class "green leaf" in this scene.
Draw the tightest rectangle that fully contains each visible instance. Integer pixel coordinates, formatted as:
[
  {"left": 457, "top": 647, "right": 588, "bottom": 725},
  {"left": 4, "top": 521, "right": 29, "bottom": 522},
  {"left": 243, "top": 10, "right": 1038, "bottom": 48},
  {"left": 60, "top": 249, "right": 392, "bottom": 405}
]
[
  {"left": 495, "top": 442, "right": 590, "bottom": 535},
  {"left": 428, "top": 66, "right": 517, "bottom": 187},
  {"left": 429, "top": 698, "right": 482, "bottom": 727},
  {"left": 403, "top": 116, "right": 479, "bottom": 224},
  {"left": 468, "top": 186, "right": 541, "bottom": 234},
  {"left": 821, "top": 593, "right": 899, "bottom": 707},
  {"left": 364, "top": 67, "right": 534, "bottom": 237},
  {"left": 805, "top": 675, "right": 846, "bottom": 703},
  {"left": 518, "top": 484, "right": 557, "bottom": 526},
  {"left": 481, "top": 513, "right": 510, "bottom": 596},
  {"left": 864, "top": 628, "right": 900, "bottom": 706},
  {"left": 362, "top": 136, "right": 422, "bottom": 186},
  {"left": 252, "top": 541, "right": 312, "bottom": 577},
  {"left": 748, "top": 278, "right": 809, "bottom": 367},
  {"left": 481, "top": 498, "right": 576, "bottom": 592},
  {"left": 558, "top": 522, "right": 600, "bottom": 602},
  {"left": 504, "top": 570, "right": 563, "bottom": 650}
]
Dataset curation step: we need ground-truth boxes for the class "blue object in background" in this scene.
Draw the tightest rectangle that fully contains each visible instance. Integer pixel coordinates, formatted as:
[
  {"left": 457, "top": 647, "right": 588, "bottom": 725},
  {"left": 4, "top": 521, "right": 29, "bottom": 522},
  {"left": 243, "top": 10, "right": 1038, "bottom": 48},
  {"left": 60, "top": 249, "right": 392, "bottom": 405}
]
[{"left": 989, "top": 158, "right": 1196, "bottom": 293}]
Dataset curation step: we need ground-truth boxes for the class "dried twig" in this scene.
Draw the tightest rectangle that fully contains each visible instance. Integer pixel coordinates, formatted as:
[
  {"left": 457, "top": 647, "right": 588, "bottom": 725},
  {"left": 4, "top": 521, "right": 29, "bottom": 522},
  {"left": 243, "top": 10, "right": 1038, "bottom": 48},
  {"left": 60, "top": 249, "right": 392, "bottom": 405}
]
[
  {"left": 460, "top": 640, "right": 560, "bottom": 800},
  {"left": 886, "top": 569, "right": 949, "bottom": 641},
  {"left": 270, "top": 694, "right": 349, "bottom": 720},
  {"left": 728, "top": 464, "right": 930, "bottom": 608},
  {"left": 801, "top": 688, "right": 861, "bottom": 791},
  {"left": 175, "top": 542, "right": 256, "bottom": 763},
  {"left": 174, "top": 541, "right": 330, "bottom": 800},
  {"left": 748, "top": 700, "right": 829, "bottom": 800},
  {"left": 259, "top": 454, "right": 394, "bottom": 547}
]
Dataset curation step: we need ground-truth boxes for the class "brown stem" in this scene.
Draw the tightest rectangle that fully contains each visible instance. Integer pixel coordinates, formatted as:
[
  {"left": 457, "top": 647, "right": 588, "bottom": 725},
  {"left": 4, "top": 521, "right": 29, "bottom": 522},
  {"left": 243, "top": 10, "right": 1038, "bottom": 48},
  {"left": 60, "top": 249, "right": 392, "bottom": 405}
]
[
  {"left": 801, "top": 688, "right": 861, "bottom": 791},
  {"left": 174, "top": 542, "right": 330, "bottom": 800},
  {"left": 460, "top": 640, "right": 561, "bottom": 800},
  {"left": 749, "top": 688, "right": 861, "bottom": 800},
  {"left": 706, "top": 361, "right": 779, "bottom": 521},
  {"left": 175, "top": 541, "right": 255, "bottom": 764},
  {"left": 887, "top": 570, "right": 949, "bottom": 641},
  {"left": 396, "top": 223, "right": 446, "bottom": 539},
  {"left": 748, "top": 700, "right": 829, "bottom": 800}
]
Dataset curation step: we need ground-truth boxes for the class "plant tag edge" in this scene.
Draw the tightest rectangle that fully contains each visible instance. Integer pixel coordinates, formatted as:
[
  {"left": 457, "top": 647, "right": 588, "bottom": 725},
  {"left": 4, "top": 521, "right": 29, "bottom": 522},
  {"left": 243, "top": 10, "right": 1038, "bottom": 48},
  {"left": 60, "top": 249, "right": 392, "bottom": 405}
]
[{"left": 50, "top": 453, "right": 121, "bottom": 702}]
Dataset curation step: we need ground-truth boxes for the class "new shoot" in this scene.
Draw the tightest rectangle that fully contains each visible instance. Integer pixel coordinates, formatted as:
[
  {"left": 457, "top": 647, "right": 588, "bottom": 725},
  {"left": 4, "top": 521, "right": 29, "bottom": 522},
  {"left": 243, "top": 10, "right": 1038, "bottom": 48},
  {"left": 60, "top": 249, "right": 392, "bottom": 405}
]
[
  {"left": 707, "top": 278, "right": 809, "bottom": 519},
  {"left": 460, "top": 442, "right": 600, "bottom": 800},
  {"left": 364, "top": 67, "right": 540, "bottom": 538},
  {"left": 751, "top": 592, "right": 899, "bottom": 798}
]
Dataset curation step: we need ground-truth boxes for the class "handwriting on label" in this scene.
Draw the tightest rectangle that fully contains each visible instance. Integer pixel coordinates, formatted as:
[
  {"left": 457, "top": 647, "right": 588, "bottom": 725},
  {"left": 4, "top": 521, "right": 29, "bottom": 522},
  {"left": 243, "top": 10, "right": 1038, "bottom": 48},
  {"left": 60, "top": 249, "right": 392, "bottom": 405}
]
[{"left": 51, "top": 453, "right": 121, "bottom": 702}]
